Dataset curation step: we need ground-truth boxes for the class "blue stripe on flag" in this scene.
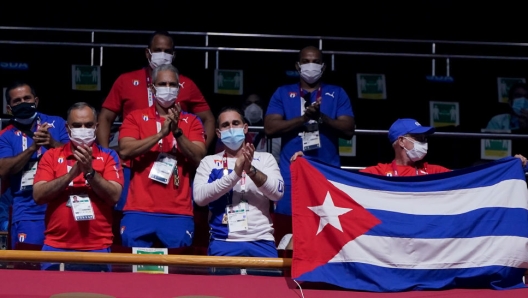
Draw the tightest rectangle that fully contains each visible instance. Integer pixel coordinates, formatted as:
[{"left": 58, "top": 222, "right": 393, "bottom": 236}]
[
  {"left": 365, "top": 208, "right": 528, "bottom": 238},
  {"left": 308, "top": 157, "right": 525, "bottom": 192},
  {"left": 298, "top": 262, "right": 527, "bottom": 292}
]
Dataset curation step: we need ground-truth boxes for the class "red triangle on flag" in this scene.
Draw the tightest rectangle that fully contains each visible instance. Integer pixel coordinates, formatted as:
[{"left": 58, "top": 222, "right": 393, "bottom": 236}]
[{"left": 290, "top": 158, "right": 381, "bottom": 279}]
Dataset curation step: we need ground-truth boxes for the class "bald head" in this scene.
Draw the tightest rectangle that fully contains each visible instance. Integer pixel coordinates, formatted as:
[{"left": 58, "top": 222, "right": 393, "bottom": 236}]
[{"left": 299, "top": 46, "right": 323, "bottom": 62}]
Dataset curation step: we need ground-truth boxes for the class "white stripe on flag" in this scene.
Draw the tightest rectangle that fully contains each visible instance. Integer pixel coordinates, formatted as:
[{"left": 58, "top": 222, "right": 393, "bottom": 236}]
[
  {"left": 330, "top": 234, "right": 528, "bottom": 269},
  {"left": 331, "top": 179, "right": 528, "bottom": 215}
]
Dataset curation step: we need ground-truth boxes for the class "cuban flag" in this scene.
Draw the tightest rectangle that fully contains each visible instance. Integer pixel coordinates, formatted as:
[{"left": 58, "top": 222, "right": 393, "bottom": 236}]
[{"left": 291, "top": 157, "right": 528, "bottom": 292}]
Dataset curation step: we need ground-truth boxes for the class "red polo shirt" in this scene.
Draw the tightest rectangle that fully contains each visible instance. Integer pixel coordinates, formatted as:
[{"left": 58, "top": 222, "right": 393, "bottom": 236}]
[
  {"left": 34, "top": 143, "right": 124, "bottom": 250},
  {"left": 361, "top": 161, "right": 450, "bottom": 176},
  {"left": 119, "top": 106, "right": 205, "bottom": 215},
  {"left": 102, "top": 68, "right": 210, "bottom": 117},
  {"left": 103, "top": 68, "right": 210, "bottom": 167}
]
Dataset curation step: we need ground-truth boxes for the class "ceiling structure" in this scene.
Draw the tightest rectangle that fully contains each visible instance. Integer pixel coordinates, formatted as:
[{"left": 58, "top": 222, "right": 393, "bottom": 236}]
[{"left": 1, "top": 2, "right": 525, "bottom": 42}]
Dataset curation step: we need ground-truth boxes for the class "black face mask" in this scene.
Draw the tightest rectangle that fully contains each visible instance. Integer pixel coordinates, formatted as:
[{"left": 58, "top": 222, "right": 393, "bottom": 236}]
[{"left": 10, "top": 102, "right": 37, "bottom": 119}]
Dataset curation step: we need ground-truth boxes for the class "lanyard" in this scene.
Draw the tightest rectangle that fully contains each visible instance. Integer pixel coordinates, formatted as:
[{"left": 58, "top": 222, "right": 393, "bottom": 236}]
[
  {"left": 241, "top": 171, "right": 246, "bottom": 192},
  {"left": 222, "top": 152, "right": 233, "bottom": 204},
  {"left": 22, "top": 117, "right": 42, "bottom": 158},
  {"left": 299, "top": 85, "right": 323, "bottom": 104},
  {"left": 146, "top": 68, "right": 154, "bottom": 107},
  {"left": 391, "top": 160, "right": 427, "bottom": 177},
  {"left": 154, "top": 110, "right": 177, "bottom": 151},
  {"left": 222, "top": 152, "right": 247, "bottom": 205},
  {"left": 222, "top": 152, "right": 229, "bottom": 176}
]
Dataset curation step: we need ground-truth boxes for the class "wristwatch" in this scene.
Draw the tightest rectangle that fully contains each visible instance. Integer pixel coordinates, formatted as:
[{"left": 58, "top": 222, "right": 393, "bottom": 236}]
[
  {"left": 173, "top": 128, "right": 183, "bottom": 138},
  {"left": 84, "top": 169, "right": 95, "bottom": 180},
  {"left": 248, "top": 166, "right": 257, "bottom": 177}
]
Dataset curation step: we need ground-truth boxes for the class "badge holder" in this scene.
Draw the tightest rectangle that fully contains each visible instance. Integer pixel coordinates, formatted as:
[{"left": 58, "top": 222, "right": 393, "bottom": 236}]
[
  {"left": 302, "top": 121, "right": 321, "bottom": 151},
  {"left": 149, "top": 152, "right": 177, "bottom": 184},
  {"left": 226, "top": 201, "right": 249, "bottom": 232},
  {"left": 69, "top": 194, "right": 95, "bottom": 221},
  {"left": 20, "top": 161, "right": 38, "bottom": 191}
]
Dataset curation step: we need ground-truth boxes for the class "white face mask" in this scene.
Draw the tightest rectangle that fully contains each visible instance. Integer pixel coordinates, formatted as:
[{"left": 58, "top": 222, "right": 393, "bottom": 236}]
[
  {"left": 148, "top": 50, "right": 174, "bottom": 69},
  {"left": 154, "top": 86, "right": 179, "bottom": 108},
  {"left": 403, "top": 137, "right": 428, "bottom": 162},
  {"left": 69, "top": 127, "right": 96, "bottom": 147},
  {"left": 244, "top": 103, "right": 263, "bottom": 124},
  {"left": 512, "top": 97, "right": 528, "bottom": 115},
  {"left": 298, "top": 62, "right": 324, "bottom": 84}
]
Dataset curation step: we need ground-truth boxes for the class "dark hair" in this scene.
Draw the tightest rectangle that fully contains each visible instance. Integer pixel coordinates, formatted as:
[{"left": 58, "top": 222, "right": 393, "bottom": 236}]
[
  {"left": 4, "top": 81, "right": 36, "bottom": 105},
  {"left": 298, "top": 45, "right": 323, "bottom": 61},
  {"left": 67, "top": 102, "right": 97, "bottom": 122},
  {"left": 216, "top": 106, "right": 245, "bottom": 127},
  {"left": 148, "top": 30, "right": 174, "bottom": 48},
  {"left": 508, "top": 82, "right": 528, "bottom": 100}
]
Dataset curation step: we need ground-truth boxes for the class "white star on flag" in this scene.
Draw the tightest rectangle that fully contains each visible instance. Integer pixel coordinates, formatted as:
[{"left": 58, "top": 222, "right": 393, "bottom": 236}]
[{"left": 308, "top": 191, "right": 353, "bottom": 235}]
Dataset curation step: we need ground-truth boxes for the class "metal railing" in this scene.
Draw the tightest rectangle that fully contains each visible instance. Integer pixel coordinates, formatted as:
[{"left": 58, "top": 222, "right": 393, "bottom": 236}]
[
  {"left": 3, "top": 119, "right": 527, "bottom": 152},
  {"left": 2, "top": 26, "right": 528, "bottom": 74}
]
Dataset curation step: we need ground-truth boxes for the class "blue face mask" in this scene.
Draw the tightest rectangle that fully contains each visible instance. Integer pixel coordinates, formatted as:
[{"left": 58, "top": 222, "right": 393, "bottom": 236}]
[
  {"left": 220, "top": 127, "right": 245, "bottom": 150},
  {"left": 512, "top": 97, "right": 528, "bottom": 115}
]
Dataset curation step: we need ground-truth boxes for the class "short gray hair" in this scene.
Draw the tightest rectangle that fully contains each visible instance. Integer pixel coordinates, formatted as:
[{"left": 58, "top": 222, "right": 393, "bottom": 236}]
[
  {"left": 392, "top": 134, "right": 411, "bottom": 147},
  {"left": 67, "top": 102, "right": 97, "bottom": 122},
  {"left": 152, "top": 64, "right": 179, "bottom": 83}
]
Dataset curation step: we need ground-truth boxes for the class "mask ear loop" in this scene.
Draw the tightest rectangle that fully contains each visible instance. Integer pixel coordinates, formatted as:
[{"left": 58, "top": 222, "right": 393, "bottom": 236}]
[{"left": 147, "top": 49, "right": 154, "bottom": 66}]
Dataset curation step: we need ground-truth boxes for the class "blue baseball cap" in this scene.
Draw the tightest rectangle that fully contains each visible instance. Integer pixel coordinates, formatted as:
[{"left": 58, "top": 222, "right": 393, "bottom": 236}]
[{"left": 388, "top": 118, "right": 435, "bottom": 143}]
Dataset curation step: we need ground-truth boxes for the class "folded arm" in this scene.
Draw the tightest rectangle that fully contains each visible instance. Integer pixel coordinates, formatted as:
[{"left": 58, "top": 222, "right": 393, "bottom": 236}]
[
  {"left": 0, "top": 145, "right": 38, "bottom": 178},
  {"left": 33, "top": 167, "right": 77, "bottom": 205},
  {"left": 174, "top": 131, "right": 206, "bottom": 167},
  {"left": 320, "top": 114, "right": 355, "bottom": 139},
  {"left": 118, "top": 134, "right": 163, "bottom": 160},
  {"left": 87, "top": 173, "right": 122, "bottom": 206},
  {"left": 264, "top": 114, "right": 307, "bottom": 138}
]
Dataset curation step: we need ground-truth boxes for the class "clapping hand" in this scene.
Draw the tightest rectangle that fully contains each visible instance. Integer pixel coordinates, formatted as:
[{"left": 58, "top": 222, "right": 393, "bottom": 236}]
[
  {"left": 304, "top": 100, "right": 321, "bottom": 121},
  {"left": 74, "top": 144, "right": 93, "bottom": 175},
  {"left": 167, "top": 103, "right": 182, "bottom": 134},
  {"left": 33, "top": 123, "right": 54, "bottom": 147},
  {"left": 242, "top": 143, "right": 255, "bottom": 173}
]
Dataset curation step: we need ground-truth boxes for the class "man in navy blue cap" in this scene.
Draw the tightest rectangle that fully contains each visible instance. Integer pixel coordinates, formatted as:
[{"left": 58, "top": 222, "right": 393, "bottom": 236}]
[
  {"left": 295, "top": 118, "right": 528, "bottom": 176},
  {"left": 292, "top": 118, "right": 528, "bottom": 176},
  {"left": 360, "top": 118, "right": 528, "bottom": 176},
  {"left": 360, "top": 118, "right": 450, "bottom": 176},
  {"left": 290, "top": 118, "right": 449, "bottom": 177}
]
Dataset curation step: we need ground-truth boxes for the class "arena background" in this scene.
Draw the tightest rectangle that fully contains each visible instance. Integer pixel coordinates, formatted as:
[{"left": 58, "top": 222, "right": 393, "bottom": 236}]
[{"left": 1, "top": 1, "right": 527, "bottom": 169}]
